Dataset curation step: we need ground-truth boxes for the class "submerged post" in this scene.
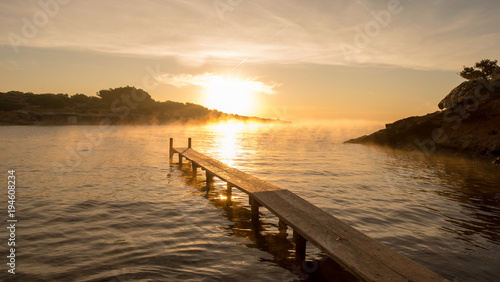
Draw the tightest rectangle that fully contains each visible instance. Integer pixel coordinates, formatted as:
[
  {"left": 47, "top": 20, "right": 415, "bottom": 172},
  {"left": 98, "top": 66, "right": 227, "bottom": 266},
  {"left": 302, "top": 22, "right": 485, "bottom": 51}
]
[
  {"left": 227, "top": 183, "right": 232, "bottom": 198},
  {"left": 188, "top": 138, "right": 192, "bottom": 149},
  {"left": 169, "top": 138, "right": 174, "bottom": 159},
  {"left": 250, "top": 196, "right": 260, "bottom": 231},
  {"left": 206, "top": 171, "right": 214, "bottom": 187},
  {"left": 294, "top": 230, "right": 306, "bottom": 262},
  {"left": 226, "top": 183, "right": 233, "bottom": 206},
  {"left": 205, "top": 171, "right": 214, "bottom": 197},
  {"left": 192, "top": 163, "right": 198, "bottom": 178},
  {"left": 278, "top": 219, "right": 287, "bottom": 235}
]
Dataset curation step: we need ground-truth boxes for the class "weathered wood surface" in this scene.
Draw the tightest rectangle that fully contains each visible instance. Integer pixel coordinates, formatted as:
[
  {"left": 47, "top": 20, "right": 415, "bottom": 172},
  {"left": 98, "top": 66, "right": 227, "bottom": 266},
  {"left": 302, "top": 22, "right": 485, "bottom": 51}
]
[{"left": 173, "top": 147, "right": 448, "bottom": 282}]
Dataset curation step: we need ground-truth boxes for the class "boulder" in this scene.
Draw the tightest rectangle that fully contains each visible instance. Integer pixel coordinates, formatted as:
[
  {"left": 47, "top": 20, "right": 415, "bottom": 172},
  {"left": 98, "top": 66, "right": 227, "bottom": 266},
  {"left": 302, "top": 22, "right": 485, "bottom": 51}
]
[
  {"left": 438, "top": 81, "right": 477, "bottom": 110},
  {"left": 438, "top": 79, "right": 500, "bottom": 110}
]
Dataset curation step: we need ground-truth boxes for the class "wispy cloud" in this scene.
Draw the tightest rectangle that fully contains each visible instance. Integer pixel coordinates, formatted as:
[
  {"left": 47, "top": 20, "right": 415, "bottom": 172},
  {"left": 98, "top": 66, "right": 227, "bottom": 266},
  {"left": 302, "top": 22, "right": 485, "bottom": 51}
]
[
  {"left": 156, "top": 73, "right": 215, "bottom": 88},
  {"left": 156, "top": 72, "right": 280, "bottom": 94},
  {"left": 1, "top": 0, "right": 499, "bottom": 70}
]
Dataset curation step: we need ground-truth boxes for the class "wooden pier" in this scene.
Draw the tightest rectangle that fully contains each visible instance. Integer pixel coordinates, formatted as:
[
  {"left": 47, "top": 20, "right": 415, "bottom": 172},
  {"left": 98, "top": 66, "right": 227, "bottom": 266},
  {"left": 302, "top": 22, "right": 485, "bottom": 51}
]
[{"left": 170, "top": 138, "right": 448, "bottom": 282}]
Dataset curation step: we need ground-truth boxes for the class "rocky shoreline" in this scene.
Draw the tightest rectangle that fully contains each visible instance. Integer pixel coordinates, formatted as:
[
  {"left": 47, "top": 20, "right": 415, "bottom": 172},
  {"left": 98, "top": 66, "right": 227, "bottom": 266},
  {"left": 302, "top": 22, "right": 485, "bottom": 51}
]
[{"left": 346, "top": 79, "right": 500, "bottom": 158}]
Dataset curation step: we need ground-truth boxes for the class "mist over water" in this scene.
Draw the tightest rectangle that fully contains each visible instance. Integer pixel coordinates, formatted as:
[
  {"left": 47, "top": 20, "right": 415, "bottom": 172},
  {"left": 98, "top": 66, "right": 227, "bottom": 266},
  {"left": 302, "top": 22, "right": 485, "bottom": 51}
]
[{"left": 1, "top": 123, "right": 499, "bottom": 281}]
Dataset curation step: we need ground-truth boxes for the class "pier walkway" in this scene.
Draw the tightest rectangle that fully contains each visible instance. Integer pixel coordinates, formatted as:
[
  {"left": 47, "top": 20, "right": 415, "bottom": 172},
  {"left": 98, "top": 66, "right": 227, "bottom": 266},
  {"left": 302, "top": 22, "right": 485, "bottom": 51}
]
[{"left": 170, "top": 138, "right": 448, "bottom": 282}]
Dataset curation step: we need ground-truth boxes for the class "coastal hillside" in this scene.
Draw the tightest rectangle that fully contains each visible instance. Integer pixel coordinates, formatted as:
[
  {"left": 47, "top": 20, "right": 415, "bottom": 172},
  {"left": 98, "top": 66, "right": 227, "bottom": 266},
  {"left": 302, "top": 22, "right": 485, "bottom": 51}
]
[
  {"left": 0, "top": 86, "right": 278, "bottom": 125},
  {"left": 346, "top": 74, "right": 500, "bottom": 156}
]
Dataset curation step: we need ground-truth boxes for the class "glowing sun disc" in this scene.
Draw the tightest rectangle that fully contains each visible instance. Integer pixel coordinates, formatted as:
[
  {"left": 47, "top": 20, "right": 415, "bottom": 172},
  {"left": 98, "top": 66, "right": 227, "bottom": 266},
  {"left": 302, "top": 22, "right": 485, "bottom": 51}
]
[{"left": 203, "top": 76, "right": 256, "bottom": 115}]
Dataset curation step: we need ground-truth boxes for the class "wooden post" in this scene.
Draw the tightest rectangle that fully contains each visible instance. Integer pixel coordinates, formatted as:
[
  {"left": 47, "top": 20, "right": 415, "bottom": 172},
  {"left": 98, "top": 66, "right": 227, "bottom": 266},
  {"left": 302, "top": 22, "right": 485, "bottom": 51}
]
[
  {"left": 226, "top": 183, "right": 233, "bottom": 206},
  {"left": 169, "top": 138, "right": 174, "bottom": 159},
  {"left": 206, "top": 171, "right": 213, "bottom": 187},
  {"left": 294, "top": 230, "right": 306, "bottom": 262},
  {"left": 278, "top": 219, "right": 287, "bottom": 235},
  {"left": 227, "top": 183, "right": 232, "bottom": 198},
  {"left": 205, "top": 171, "right": 214, "bottom": 196},
  {"left": 250, "top": 196, "right": 260, "bottom": 231},
  {"left": 178, "top": 153, "right": 183, "bottom": 168},
  {"left": 192, "top": 163, "right": 197, "bottom": 178},
  {"left": 188, "top": 138, "right": 192, "bottom": 149}
]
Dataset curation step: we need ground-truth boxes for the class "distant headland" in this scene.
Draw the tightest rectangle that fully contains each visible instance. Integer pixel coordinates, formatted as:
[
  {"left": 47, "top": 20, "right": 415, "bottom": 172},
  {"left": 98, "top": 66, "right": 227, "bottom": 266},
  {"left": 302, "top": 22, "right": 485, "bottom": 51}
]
[
  {"left": 0, "top": 86, "right": 283, "bottom": 125},
  {"left": 346, "top": 59, "right": 500, "bottom": 157}
]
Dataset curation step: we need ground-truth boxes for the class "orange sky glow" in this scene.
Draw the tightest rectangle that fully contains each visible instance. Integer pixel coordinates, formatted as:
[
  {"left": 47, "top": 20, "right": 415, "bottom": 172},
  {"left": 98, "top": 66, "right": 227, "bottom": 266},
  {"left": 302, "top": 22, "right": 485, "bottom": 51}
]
[{"left": 1, "top": 0, "right": 499, "bottom": 122}]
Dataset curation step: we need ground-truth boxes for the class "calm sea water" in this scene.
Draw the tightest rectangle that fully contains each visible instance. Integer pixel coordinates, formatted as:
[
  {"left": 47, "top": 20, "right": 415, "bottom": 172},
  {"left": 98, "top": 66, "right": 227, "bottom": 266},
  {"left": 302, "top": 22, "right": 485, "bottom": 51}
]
[{"left": 1, "top": 123, "right": 499, "bottom": 281}]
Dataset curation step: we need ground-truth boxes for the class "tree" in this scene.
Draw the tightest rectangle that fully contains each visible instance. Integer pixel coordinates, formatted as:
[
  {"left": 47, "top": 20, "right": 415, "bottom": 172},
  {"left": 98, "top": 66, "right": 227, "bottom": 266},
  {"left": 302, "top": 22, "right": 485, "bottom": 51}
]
[
  {"left": 29, "top": 93, "right": 69, "bottom": 109},
  {"left": 97, "top": 86, "right": 153, "bottom": 106},
  {"left": 460, "top": 59, "right": 499, "bottom": 80}
]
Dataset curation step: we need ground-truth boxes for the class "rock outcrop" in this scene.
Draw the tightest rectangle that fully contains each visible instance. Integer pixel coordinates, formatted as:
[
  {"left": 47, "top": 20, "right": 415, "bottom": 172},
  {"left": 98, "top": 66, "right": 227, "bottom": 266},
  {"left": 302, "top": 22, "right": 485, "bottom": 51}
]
[
  {"left": 438, "top": 80, "right": 479, "bottom": 110},
  {"left": 492, "top": 68, "right": 500, "bottom": 81},
  {"left": 346, "top": 79, "right": 500, "bottom": 156}
]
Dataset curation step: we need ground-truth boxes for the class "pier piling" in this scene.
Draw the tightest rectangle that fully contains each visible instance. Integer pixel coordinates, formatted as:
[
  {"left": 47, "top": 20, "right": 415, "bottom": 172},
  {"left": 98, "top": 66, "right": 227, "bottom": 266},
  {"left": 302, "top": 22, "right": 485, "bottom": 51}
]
[
  {"left": 226, "top": 183, "right": 233, "bottom": 205},
  {"left": 293, "top": 230, "right": 307, "bottom": 262},
  {"left": 278, "top": 219, "right": 287, "bottom": 235},
  {"left": 192, "top": 163, "right": 198, "bottom": 178},
  {"left": 169, "top": 138, "right": 174, "bottom": 160},
  {"left": 250, "top": 196, "right": 261, "bottom": 230}
]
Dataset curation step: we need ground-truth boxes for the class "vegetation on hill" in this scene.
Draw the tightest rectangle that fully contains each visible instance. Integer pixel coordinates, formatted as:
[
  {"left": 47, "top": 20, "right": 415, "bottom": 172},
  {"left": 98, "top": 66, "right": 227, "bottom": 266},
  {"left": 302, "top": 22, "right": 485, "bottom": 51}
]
[
  {"left": 459, "top": 59, "right": 499, "bottom": 81},
  {"left": 0, "top": 86, "right": 278, "bottom": 125}
]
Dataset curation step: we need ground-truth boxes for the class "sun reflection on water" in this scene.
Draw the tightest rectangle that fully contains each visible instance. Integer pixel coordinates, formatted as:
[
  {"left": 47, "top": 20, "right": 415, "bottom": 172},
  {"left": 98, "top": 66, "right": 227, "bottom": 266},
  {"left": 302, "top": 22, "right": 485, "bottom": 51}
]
[
  {"left": 214, "top": 194, "right": 240, "bottom": 201},
  {"left": 206, "top": 121, "right": 262, "bottom": 167}
]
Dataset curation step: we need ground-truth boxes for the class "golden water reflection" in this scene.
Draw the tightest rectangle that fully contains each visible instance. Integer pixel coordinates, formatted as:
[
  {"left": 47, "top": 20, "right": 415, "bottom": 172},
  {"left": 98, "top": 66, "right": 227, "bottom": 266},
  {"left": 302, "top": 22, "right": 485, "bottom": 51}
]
[{"left": 205, "top": 121, "right": 263, "bottom": 167}]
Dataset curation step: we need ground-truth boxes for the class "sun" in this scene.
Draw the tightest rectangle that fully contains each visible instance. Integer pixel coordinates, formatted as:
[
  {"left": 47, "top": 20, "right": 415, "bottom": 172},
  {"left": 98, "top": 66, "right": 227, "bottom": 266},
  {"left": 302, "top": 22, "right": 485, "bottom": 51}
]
[{"left": 203, "top": 76, "right": 256, "bottom": 116}]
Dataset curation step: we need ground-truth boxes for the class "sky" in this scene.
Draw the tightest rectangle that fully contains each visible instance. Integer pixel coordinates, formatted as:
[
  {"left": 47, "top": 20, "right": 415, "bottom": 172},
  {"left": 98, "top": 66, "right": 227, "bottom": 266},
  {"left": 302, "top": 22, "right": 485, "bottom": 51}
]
[{"left": 1, "top": 0, "right": 499, "bottom": 122}]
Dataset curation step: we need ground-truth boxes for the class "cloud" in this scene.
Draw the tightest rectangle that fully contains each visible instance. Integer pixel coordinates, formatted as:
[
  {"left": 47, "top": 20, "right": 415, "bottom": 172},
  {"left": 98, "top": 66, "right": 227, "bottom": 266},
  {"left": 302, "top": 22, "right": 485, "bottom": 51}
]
[
  {"left": 1, "top": 0, "right": 499, "bottom": 70},
  {"left": 156, "top": 72, "right": 280, "bottom": 94},
  {"left": 156, "top": 73, "right": 215, "bottom": 88},
  {"left": 244, "top": 79, "right": 280, "bottom": 95}
]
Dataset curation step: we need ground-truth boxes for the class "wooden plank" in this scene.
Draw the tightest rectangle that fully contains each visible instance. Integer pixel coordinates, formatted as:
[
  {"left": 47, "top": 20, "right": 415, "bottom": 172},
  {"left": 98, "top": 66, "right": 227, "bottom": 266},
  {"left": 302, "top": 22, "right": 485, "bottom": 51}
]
[{"left": 172, "top": 147, "right": 448, "bottom": 282}]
